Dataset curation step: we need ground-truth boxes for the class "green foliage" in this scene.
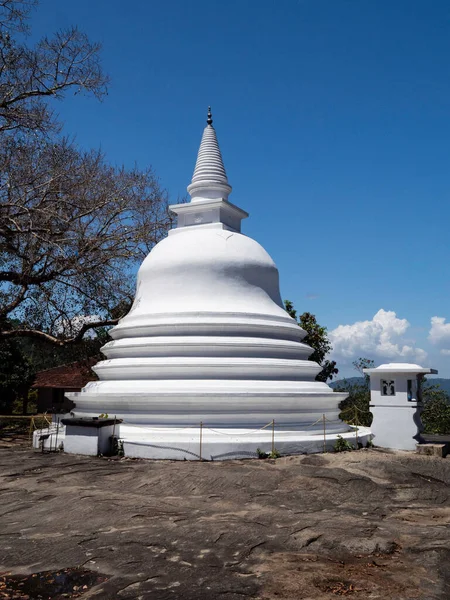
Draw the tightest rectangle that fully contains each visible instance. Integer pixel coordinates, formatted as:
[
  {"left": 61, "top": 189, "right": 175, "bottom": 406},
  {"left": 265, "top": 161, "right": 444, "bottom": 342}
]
[
  {"left": 0, "top": 339, "right": 34, "bottom": 414},
  {"left": 117, "top": 440, "right": 124, "bottom": 457},
  {"left": 284, "top": 300, "right": 298, "bottom": 321},
  {"left": 268, "top": 449, "right": 281, "bottom": 459},
  {"left": 336, "top": 358, "right": 374, "bottom": 427},
  {"left": 421, "top": 385, "right": 450, "bottom": 434},
  {"left": 336, "top": 358, "right": 450, "bottom": 434},
  {"left": 12, "top": 389, "right": 37, "bottom": 415},
  {"left": 284, "top": 301, "right": 338, "bottom": 382},
  {"left": 0, "top": 324, "right": 107, "bottom": 414},
  {"left": 17, "top": 331, "right": 109, "bottom": 374},
  {"left": 256, "top": 447, "right": 281, "bottom": 459},
  {"left": 112, "top": 437, "right": 124, "bottom": 457},
  {"left": 353, "top": 358, "right": 375, "bottom": 380},
  {"left": 0, "top": 416, "right": 31, "bottom": 436},
  {"left": 333, "top": 435, "right": 354, "bottom": 452}
]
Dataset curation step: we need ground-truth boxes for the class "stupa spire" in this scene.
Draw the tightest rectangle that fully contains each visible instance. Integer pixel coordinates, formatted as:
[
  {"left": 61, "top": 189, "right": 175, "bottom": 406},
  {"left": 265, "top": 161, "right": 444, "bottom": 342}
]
[{"left": 187, "top": 107, "right": 232, "bottom": 202}]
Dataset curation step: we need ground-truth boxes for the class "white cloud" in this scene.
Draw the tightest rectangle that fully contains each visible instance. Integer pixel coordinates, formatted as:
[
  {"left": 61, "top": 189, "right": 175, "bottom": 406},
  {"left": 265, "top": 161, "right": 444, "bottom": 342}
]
[
  {"left": 329, "top": 309, "right": 427, "bottom": 364},
  {"left": 428, "top": 316, "right": 450, "bottom": 355}
]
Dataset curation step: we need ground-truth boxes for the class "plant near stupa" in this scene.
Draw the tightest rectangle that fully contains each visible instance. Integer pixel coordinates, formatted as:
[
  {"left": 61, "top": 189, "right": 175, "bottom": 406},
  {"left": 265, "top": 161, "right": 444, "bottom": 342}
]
[{"left": 284, "top": 300, "right": 338, "bottom": 382}]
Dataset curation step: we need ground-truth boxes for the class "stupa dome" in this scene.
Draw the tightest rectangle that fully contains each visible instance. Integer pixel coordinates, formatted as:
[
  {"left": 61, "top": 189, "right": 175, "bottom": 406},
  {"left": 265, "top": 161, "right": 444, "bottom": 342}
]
[
  {"left": 67, "top": 108, "right": 359, "bottom": 458},
  {"left": 117, "top": 228, "right": 288, "bottom": 326}
]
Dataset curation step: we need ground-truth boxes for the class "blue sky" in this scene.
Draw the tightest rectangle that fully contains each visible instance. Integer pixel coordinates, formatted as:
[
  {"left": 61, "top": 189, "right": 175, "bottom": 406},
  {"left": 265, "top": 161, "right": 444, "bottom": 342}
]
[{"left": 30, "top": 0, "right": 450, "bottom": 377}]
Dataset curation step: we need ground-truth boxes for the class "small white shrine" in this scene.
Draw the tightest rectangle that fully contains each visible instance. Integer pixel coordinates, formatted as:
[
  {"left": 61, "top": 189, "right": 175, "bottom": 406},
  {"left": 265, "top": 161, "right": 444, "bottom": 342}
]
[
  {"left": 63, "top": 109, "right": 370, "bottom": 459},
  {"left": 363, "top": 363, "right": 437, "bottom": 451}
]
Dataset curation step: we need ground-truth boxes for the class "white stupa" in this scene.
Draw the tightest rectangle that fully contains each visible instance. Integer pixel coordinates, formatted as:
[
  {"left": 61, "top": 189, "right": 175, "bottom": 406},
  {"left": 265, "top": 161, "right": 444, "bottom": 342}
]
[{"left": 67, "top": 109, "right": 368, "bottom": 459}]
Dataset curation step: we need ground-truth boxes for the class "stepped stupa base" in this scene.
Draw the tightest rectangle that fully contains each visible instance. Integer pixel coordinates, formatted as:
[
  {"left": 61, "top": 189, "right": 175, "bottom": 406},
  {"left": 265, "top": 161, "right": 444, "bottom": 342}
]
[
  {"left": 119, "top": 424, "right": 372, "bottom": 460},
  {"left": 67, "top": 384, "right": 359, "bottom": 458}
]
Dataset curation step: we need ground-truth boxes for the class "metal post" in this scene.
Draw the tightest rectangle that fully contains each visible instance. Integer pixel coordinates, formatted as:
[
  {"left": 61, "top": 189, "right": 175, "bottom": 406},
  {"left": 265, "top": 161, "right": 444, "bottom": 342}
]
[
  {"left": 199, "top": 421, "right": 203, "bottom": 461},
  {"left": 323, "top": 414, "right": 326, "bottom": 453},
  {"left": 271, "top": 420, "right": 275, "bottom": 455},
  {"left": 54, "top": 417, "right": 60, "bottom": 452},
  {"left": 28, "top": 417, "right": 34, "bottom": 445},
  {"left": 112, "top": 415, "right": 117, "bottom": 455}
]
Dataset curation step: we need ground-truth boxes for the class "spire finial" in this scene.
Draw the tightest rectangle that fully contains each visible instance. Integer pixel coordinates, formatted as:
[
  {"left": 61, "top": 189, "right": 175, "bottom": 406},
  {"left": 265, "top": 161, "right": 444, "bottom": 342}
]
[{"left": 207, "top": 106, "right": 213, "bottom": 126}]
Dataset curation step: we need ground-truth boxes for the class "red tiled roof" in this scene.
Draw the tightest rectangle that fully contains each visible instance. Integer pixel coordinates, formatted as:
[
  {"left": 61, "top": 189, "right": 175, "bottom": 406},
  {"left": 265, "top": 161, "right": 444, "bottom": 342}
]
[{"left": 32, "top": 358, "right": 98, "bottom": 389}]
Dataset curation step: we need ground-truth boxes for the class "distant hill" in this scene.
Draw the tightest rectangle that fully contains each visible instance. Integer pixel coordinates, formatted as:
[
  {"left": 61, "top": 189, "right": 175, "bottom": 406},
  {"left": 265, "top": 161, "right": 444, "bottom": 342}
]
[
  {"left": 329, "top": 377, "right": 363, "bottom": 389},
  {"left": 330, "top": 377, "right": 450, "bottom": 395}
]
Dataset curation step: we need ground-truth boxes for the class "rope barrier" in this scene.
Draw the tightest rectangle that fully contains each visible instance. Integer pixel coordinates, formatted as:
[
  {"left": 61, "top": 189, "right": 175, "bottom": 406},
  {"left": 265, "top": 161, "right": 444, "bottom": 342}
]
[
  {"left": 28, "top": 415, "right": 53, "bottom": 444},
  {"left": 323, "top": 414, "right": 326, "bottom": 453},
  {"left": 275, "top": 416, "right": 325, "bottom": 429},
  {"left": 120, "top": 422, "right": 199, "bottom": 432},
  {"left": 21, "top": 411, "right": 371, "bottom": 459},
  {"left": 353, "top": 410, "right": 359, "bottom": 447},
  {"left": 203, "top": 417, "right": 327, "bottom": 437},
  {"left": 0, "top": 414, "right": 53, "bottom": 420},
  {"left": 124, "top": 416, "right": 341, "bottom": 437},
  {"left": 204, "top": 421, "right": 274, "bottom": 436},
  {"left": 271, "top": 420, "right": 275, "bottom": 455},
  {"left": 323, "top": 414, "right": 341, "bottom": 423},
  {"left": 339, "top": 404, "right": 370, "bottom": 417}
]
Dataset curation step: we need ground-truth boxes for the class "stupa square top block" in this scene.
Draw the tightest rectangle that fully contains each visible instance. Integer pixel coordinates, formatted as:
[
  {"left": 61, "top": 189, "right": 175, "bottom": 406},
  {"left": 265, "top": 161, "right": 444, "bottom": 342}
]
[{"left": 169, "top": 198, "right": 248, "bottom": 233}]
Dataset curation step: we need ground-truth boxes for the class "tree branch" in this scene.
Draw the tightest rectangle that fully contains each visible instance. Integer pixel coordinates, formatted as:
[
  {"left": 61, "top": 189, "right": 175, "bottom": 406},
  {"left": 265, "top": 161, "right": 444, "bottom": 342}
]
[{"left": 0, "top": 317, "right": 120, "bottom": 346}]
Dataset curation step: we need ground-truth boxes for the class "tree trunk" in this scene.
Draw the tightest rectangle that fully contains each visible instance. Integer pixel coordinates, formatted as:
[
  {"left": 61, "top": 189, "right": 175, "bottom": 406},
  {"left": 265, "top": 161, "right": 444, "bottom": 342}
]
[{"left": 22, "top": 393, "right": 29, "bottom": 415}]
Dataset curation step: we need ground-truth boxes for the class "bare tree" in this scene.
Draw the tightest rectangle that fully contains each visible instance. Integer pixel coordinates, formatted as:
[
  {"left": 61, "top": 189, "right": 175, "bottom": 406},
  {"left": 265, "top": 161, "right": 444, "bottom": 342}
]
[
  {"left": 0, "top": 0, "right": 36, "bottom": 33},
  {"left": 0, "top": 136, "right": 172, "bottom": 344},
  {"left": 0, "top": 1, "right": 173, "bottom": 345},
  {"left": 0, "top": 0, "right": 108, "bottom": 134}
]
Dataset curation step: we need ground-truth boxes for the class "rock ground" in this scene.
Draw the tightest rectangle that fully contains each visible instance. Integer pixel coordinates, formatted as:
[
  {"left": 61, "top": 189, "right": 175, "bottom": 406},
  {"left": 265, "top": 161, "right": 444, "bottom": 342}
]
[{"left": 0, "top": 447, "right": 449, "bottom": 599}]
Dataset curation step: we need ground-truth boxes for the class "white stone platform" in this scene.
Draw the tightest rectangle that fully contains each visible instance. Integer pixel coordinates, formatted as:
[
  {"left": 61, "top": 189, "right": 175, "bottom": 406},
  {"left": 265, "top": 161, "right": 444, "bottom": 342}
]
[
  {"left": 119, "top": 424, "right": 372, "bottom": 460},
  {"left": 32, "top": 423, "right": 65, "bottom": 451},
  {"left": 33, "top": 423, "right": 371, "bottom": 460}
]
